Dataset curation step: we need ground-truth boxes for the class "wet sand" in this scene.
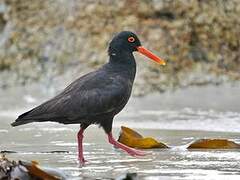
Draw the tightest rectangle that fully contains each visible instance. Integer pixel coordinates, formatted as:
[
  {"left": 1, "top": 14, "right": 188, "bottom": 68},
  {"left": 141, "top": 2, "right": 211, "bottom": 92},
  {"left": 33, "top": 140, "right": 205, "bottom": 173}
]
[
  {"left": 1, "top": 124, "right": 240, "bottom": 179},
  {"left": 1, "top": 82, "right": 240, "bottom": 179}
]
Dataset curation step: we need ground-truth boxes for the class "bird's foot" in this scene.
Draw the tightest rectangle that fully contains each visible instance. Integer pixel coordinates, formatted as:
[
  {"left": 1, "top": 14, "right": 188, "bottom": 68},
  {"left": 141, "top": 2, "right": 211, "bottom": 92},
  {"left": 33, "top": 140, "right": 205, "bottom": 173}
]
[
  {"left": 108, "top": 133, "right": 146, "bottom": 157},
  {"left": 78, "top": 157, "right": 87, "bottom": 166},
  {"left": 120, "top": 146, "right": 146, "bottom": 157}
]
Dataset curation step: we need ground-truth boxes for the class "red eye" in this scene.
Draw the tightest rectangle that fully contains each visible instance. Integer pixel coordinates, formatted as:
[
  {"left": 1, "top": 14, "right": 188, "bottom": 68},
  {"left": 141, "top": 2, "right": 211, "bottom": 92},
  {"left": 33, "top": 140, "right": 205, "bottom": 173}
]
[{"left": 128, "top": 37, "right": 135, "bottom": 43}]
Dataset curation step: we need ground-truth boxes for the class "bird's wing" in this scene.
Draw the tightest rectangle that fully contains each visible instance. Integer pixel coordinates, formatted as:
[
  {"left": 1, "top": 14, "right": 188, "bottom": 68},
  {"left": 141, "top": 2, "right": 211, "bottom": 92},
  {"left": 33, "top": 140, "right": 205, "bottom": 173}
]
[{"left": 13, "top": 70, "right": 132, "bottom": 125}]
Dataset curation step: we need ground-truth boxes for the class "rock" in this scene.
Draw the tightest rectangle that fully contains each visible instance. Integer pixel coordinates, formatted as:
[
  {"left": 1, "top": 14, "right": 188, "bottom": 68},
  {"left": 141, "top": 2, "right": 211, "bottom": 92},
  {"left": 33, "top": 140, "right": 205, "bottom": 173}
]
[
  {"left": 0, "top": 0, "right": 239, "bottom": 94},
  {"left": 116, "top": 172, "right": 137, "bottom": 180},
  {"left": 118, "top": 126, "right": 169, "bottom": 149},
  {"left": 0, "top": 154, "right": 67, "bottom": 180},
  {"left": 187, "top": 139, "right": 240, "bottom": 149}
]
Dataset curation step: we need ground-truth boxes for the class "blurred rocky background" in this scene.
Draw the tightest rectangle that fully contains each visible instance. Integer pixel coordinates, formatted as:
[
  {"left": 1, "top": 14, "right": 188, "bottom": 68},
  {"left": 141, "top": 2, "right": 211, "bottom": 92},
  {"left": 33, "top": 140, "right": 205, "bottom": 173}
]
[{"left": 0, "top": 0, "right": 239, "bottom": 96}]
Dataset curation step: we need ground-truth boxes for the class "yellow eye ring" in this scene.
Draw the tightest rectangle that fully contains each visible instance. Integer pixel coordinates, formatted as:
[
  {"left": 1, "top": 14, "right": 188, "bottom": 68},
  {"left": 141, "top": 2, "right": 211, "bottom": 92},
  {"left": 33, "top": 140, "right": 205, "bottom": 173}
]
[{"left": 128, "top": 37, "right": 135, "bottom": 43}]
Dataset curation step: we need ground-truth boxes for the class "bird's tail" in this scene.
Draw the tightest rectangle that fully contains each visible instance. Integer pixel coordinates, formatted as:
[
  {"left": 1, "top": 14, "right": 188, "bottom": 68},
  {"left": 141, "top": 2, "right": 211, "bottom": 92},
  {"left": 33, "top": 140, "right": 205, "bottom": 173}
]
[
  {"left": 11, "top": 119, "right": 33, "bottom": 127},
  {"left": 11, "top": 110, "right": 34, "bottom": 127}
]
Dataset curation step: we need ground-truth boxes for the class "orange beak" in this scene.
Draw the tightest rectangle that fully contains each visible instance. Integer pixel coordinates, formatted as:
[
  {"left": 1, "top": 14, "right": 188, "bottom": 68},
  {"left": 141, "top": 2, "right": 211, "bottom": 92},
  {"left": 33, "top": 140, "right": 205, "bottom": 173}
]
[{"left": 137, "top": 46, "right": 166, "bottom": 66}]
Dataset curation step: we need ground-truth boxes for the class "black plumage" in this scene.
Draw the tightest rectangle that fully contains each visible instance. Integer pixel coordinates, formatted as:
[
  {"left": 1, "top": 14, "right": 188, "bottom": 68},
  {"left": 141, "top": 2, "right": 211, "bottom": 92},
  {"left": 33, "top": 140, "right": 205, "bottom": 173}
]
[
  {"left": 11, "top": 31, "right": 165, "bottom": 164},
  {"left": 12, "top": 31, "right": 138, "bottom": 133}
]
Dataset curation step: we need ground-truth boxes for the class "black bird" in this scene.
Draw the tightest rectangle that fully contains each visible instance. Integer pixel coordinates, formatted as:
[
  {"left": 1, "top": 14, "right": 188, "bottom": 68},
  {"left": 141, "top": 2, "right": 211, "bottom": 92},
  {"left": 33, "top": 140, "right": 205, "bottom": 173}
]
[{"left": 11, "top": 31, "right": 166, "bottom": 165}]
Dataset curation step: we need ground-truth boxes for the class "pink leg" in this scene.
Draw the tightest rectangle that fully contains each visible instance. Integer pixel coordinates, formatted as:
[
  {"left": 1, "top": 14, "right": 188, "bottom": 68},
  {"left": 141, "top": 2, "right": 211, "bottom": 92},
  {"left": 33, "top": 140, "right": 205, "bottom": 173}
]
[
  {"left": 77, "top": 128, "right": 87, "bottom": 165},
  {"left": 107, "top": 132, "right": 146, "bottom": 156}
]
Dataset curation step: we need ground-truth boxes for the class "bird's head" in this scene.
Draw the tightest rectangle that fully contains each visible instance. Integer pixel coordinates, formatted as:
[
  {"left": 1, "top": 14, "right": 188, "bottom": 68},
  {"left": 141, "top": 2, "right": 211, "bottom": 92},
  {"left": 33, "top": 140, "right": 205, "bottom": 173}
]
[{"left": 108, "top": 31, "right": 166, "bottom": 65}]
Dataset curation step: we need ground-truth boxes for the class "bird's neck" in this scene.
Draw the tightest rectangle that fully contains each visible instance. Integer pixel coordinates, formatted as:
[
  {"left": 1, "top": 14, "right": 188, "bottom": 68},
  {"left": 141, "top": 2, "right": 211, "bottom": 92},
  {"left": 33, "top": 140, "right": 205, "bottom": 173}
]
[{"left": 107, "top": 51, "right": 136, "bottom": 81}]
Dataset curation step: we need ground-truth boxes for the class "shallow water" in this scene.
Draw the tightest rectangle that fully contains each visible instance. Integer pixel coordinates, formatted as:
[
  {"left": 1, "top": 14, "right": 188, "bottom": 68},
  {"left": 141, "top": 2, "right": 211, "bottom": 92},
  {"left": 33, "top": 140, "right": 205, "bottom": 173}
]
[{"left": 0, "top": 83, "right": 240, "bottom": 179}]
